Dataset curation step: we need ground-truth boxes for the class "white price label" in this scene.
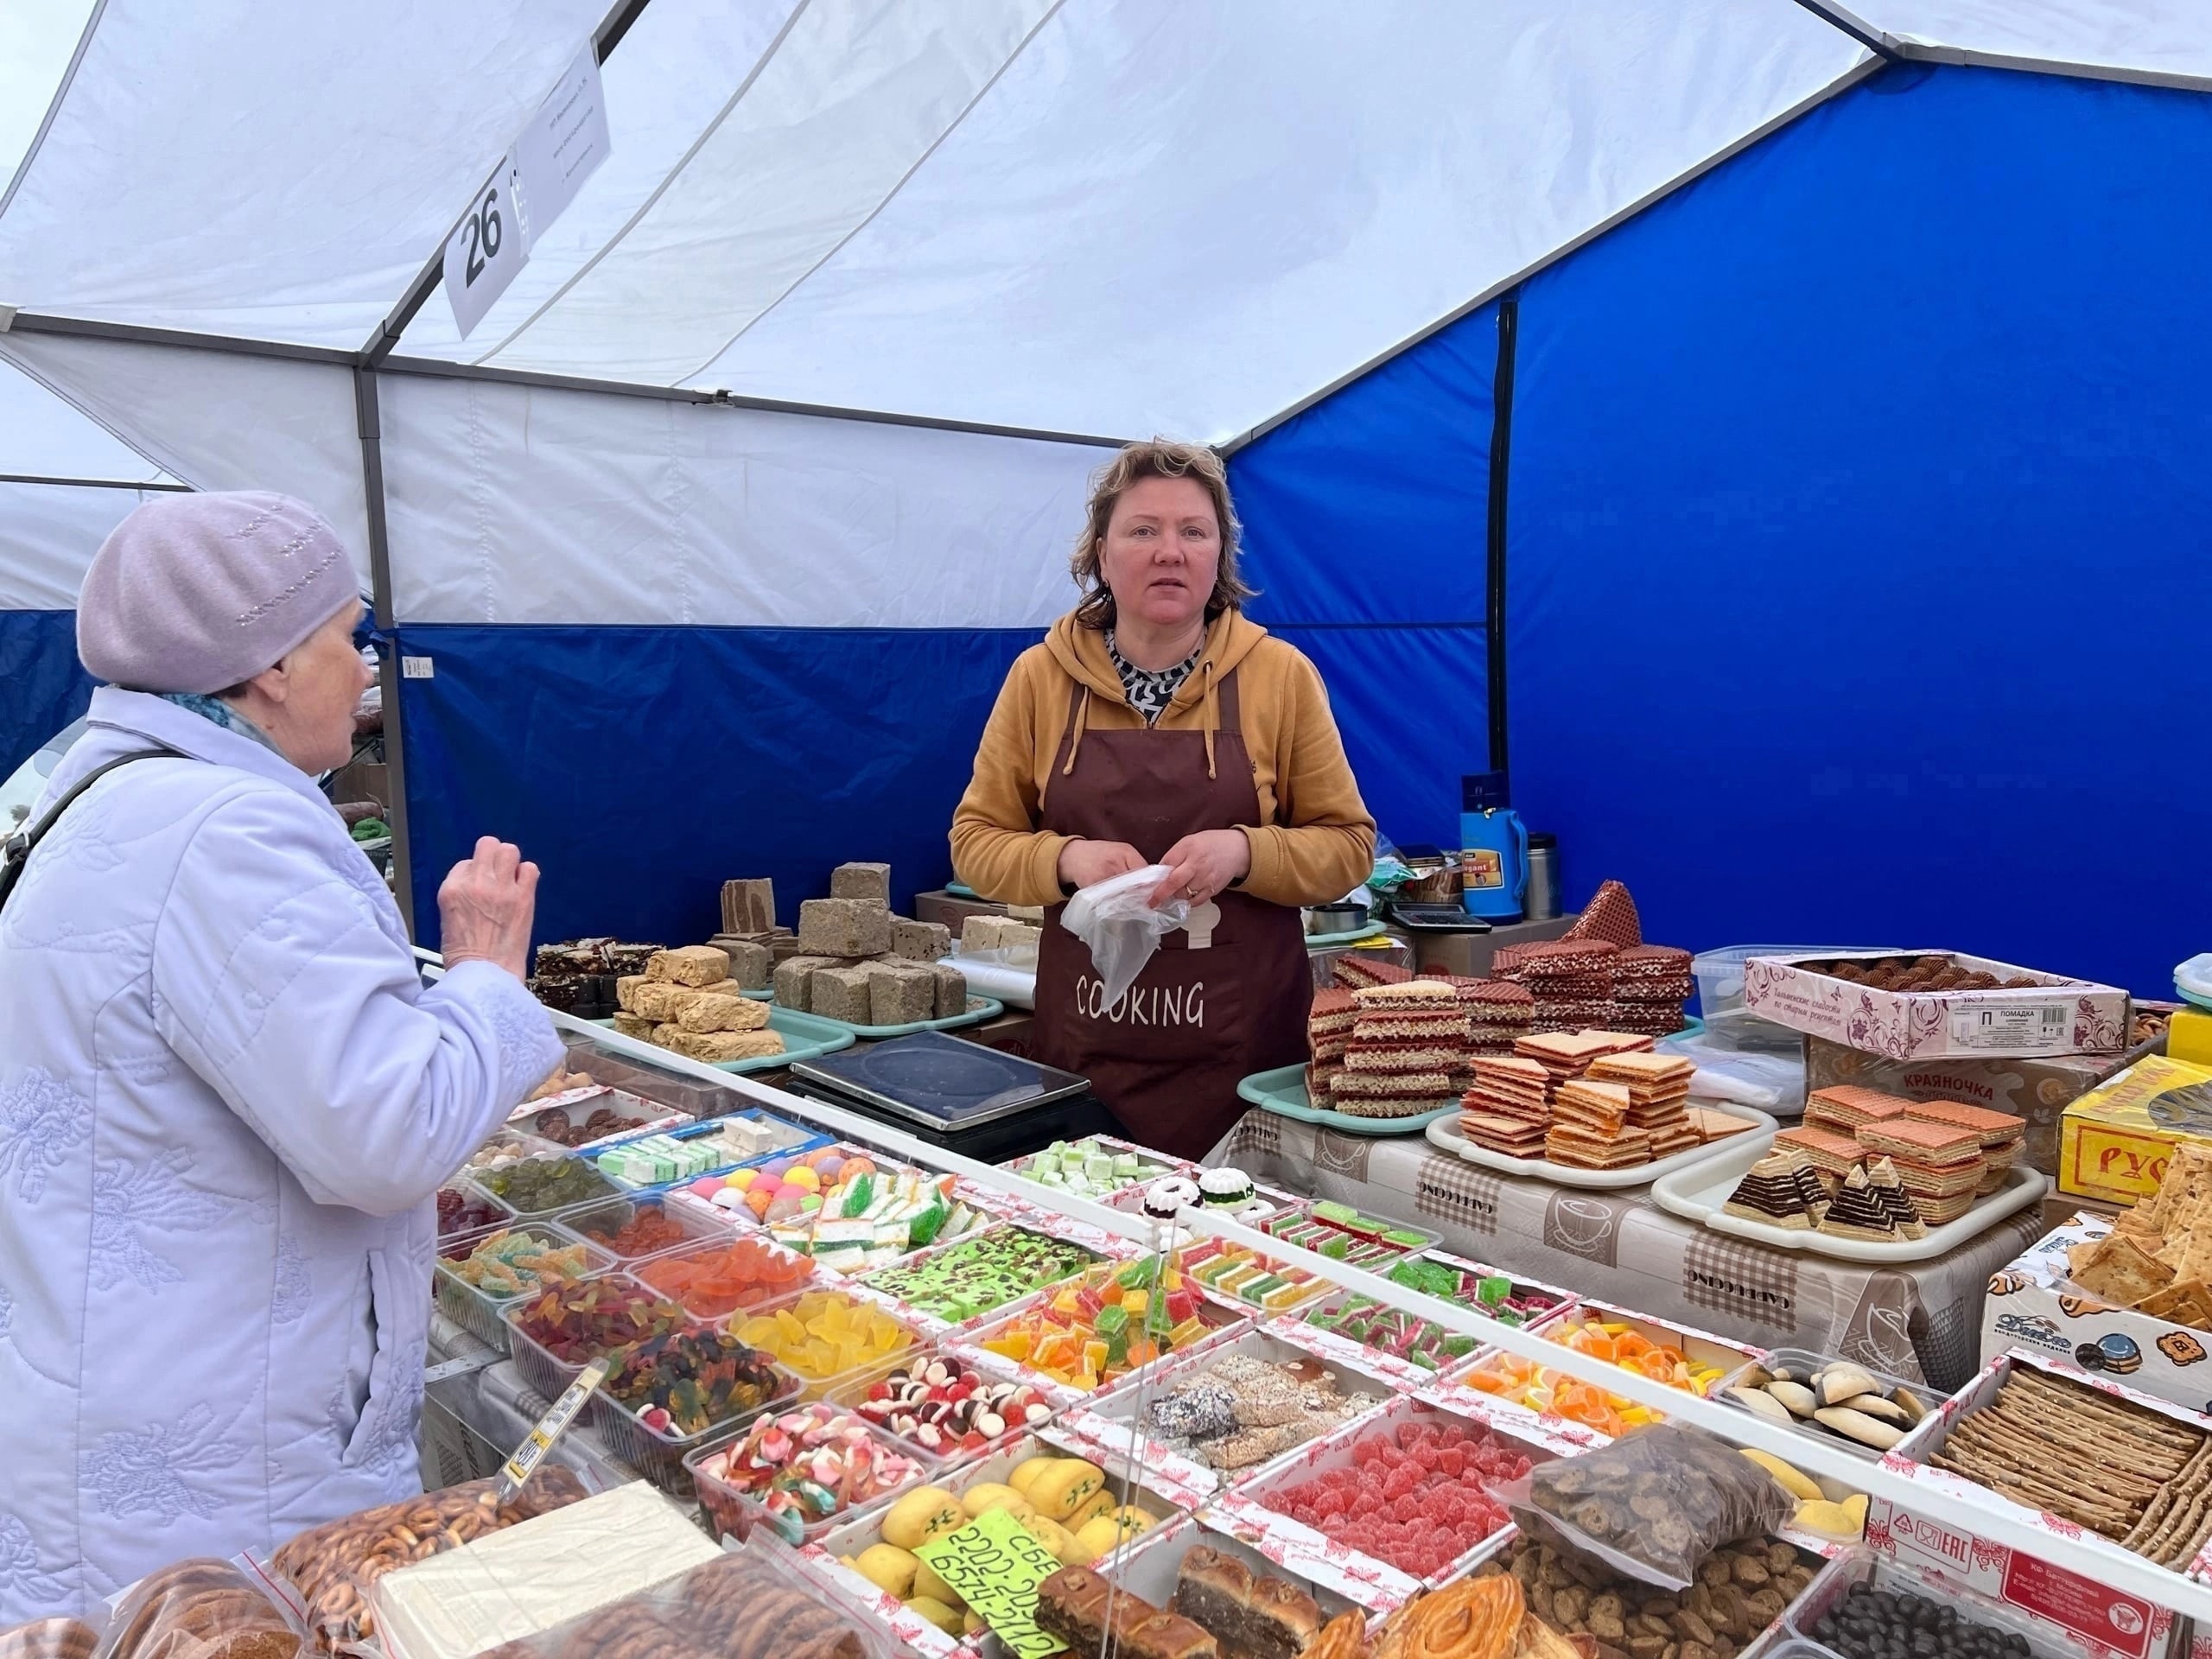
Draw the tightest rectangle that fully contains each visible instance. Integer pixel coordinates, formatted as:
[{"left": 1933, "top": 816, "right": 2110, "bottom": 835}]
[
  {"left": 1948, "top": 1001, "right": 2071, "bottom": 1052},
  {"left": 513, "top": 42, "right": 611, "bottom": 254},
  {"left": 401, "top": 656, "right": 435, "bottom": 680},
  {"left": 442, "top": 158, "right": 524, "bottom": 339}
]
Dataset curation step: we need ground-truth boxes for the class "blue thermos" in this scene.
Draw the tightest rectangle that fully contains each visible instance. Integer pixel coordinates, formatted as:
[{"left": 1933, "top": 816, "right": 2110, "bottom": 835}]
[{"left": 1459, "top": 772, "right": 1529, "bottom": 922}]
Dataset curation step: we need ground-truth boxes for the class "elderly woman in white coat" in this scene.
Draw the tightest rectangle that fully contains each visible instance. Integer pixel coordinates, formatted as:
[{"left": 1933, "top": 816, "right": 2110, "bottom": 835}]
[{"left": 0, "top": 492, "right": 563, "bottom": 1622}]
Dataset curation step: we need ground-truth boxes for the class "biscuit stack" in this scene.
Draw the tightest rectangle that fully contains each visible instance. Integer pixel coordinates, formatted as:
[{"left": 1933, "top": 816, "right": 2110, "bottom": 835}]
[
  {"left": 1925, "top": 1364, "right": 2212, "bottom": 1568},
  {"left": 1306, "top": 988, "right": 1358, "bottom": 1102},
  {"left": 1497, "top": 940, "right": 1620, "bottom": 1033},
  {"left": 1331, "top": 982, "right": 1466, "bottom": 1118},
  {"left": 1332, "top": 954, "right": 1414, "bottom": 992},
  {"left": 1442, "top": 976, "right": 1536, "bottom": 1055},
  {"left": 1546, "top": 1079, "right": 1651, "bottom": 1169},
  {"left": 1610, "top": 944, "right": 1694, "bottom": 1036},
  {"left": 1773, "top": 1124, "right": 1869, "bottom": 1186},
  {"left": 1856, "top": 1117, "right": 1986, "bottom": 1225},
  {"left": 1804, "top": 1085, "right": 1912, "bottom": 1138},
  {"left": 1585, "top": 1051, "right": 1699, "bottom": 1158},
  {"left": 1459, "top": 1056, "right": 1554, "bottom": 1156},
  {"left": 1904, "top": 1099, "right": 2026, "bottom": 1193},
  {"left": 2070, "top": 1145, "right": 2212, "bottom": 1327}
]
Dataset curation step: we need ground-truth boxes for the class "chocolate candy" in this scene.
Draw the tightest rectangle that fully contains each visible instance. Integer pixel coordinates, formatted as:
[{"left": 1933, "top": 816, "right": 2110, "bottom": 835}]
[{"left": 1812, "top": 1582, "right": 2030, "bottom": 1659}]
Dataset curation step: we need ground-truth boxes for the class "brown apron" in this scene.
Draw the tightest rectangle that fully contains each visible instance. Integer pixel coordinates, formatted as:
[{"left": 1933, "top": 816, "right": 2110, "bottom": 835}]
[{"left": 1033, "top": 666, "right": 1311, "bottom": 1160}]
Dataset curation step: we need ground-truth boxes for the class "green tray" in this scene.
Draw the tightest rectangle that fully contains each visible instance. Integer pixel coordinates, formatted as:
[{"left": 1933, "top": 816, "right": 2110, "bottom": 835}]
[
  {"left": 588, "top": 1007, "right": 855, "bottom": 1073},
  {"left": 788, "top": 993, "right": 1004, "bottom": 1039},
  {"left": 1304, "top": 922, "right": 1389, "bottom": 950},
  {"left": 1236, "top": 1064, "right": 1459, "bottom": 1136}
]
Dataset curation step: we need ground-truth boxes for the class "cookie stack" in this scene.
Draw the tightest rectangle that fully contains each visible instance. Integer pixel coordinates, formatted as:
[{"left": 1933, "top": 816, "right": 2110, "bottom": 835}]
[
  {"left": 1306, "top": 987, "right": 1358, "bottom": 1102},
  {"left": 1500, "top": 940, "right": 1620, "bottom": 1033},
  {"left": 1611, "top": 944, "right": 1694, "bottom": 1035},
  {"left": 1804, "top": 1086, "right": 1913, "bottom": 1138},
  {"left": 1585, "top": 1051, "right": 1699, "bottom": 1158},
  {"left": 1459, "top": 1056, "right": 1554, "bottom": 1156},
  {"left": 1857, "top": 1117, "right": 1986, "bottom": 1225},
  {"left": 1447, "top": 977, "right": 1536, "bottom": 1055},
  {"left": 1332, "top": 954, "right": 1414, "bottom": 992},
  {"left": 1546, "top": 1079, "right": 1651, "bottom": 1169},
  {"left": 1332, "top": 981, "right": 1466, "bottom": 1119},
  {"left": 1904, "top": 1099, "right": 2026, "bottom": 1193}
]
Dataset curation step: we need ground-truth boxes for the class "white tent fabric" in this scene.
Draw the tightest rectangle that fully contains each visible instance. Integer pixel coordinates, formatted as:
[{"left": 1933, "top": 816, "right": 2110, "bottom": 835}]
[
  {"left": 380, "top": 372, "right": 1103, "bottom": 627},
  {"left": 1856, "top": 1, "right": 2212, "bottom": 82},
  {"left": 0, "top": 359, "right": 171, "bottom": 483},
  {"left": 0, "top": 480, "right": 160, "bottom": 609},
  {"left": 0, "top": 333, "right": 372, "bottom": 587}
]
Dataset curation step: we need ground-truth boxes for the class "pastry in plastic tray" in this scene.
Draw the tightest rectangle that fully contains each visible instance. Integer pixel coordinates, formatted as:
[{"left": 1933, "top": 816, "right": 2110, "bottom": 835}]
[
  {"left": 632, "top": 1235, "right": 812, "bottom": 1319},
  {"left": 1140, "top": 1351, "right": 1382, "bottom": 1472},
  {"left": 601, "top": 1326, "right": 791, "bottom": 1438},
  {"left": 96, "top": 1557, "right": 301, "bottom": 1659},
  {"left": 1485, "top": 1532, "right": 1815, "bottom": 1659},
  {"left": 1461, "top": 1313, "right": 1727, "bottom": 1434},
  {"left": 858, "top": 1226, "right": 1101, "bottom": 1323},
  {"left": 1035, "top": 1566, "right": 1216, "bottom": 1659},
  {"left": 732, "top": 1288, "right": 918, "bottom": 1388},
  {"left": 975, "top": 1251, "right": 1221, "bottom": 1391},
  {"left": 270, "top": 1473, "right": 589, "bottom": 1653},
  {"left": 474, "top": 1539, "right": 874, "bottom": 1659},
  {"left": 0, "top": 1620, "right": 94, "bottom": 1659},
  {"left": 1263, "top": 1416, "right": 1523, "bottom": 1580},
  {"left": 508, "top": 1280, "right": 692, "bottom": 1369}
]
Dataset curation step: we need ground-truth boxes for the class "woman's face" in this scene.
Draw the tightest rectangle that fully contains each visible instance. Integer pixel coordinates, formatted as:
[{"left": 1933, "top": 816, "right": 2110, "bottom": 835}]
[
  {"left": 1100, "top": 475, "right": 1220, "bottom": 632},
  {"left": 243, "top": 599, "right": 373, "bottom": 774}
]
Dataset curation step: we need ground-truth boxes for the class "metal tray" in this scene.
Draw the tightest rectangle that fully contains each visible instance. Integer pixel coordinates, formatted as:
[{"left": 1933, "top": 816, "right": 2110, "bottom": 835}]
[{"left": 794, "top": 1030, "right": 1089, "bottom": 1128}]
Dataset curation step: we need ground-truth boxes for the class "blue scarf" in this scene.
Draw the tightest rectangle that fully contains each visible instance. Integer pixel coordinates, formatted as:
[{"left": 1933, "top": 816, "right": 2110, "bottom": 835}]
[{"left": 159, "top": 691, "right": 282, "bottom": 755}]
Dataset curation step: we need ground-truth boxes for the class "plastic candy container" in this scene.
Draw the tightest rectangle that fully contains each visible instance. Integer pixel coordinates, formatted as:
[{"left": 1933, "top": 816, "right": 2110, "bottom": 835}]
[
  {"left": 475, "top": 1154, "right": 619, "bottom": 1217},
  {"left": 859, "top": 1227, "right": 1103, "bottom": 1324},
  {"left": 842, "top": 1357, "right": 1053, "bottom": 1456},
  {"left": 694, "top": 1147, "right": 993, "bottom": 1276},
  {"left": 567, "top": 1202, "right": 693, "bottom": 1259},
  {"left": 634, "top": 1235, "right": 813, "bottom": 1319},
  {"left": 691, "top": 1145, "right": 877, "bottom": 1225},
  {"left": 442, "top": 1228, "right": 593, "bottom": 1297},
  {"left": 1462, "top": 1313, "right": 1726, "bottom": 1436},
  {"left": 976, "top": 1253, "right": 1219, "bottom": 1391},
  {"left": 1262, "top": 1202, "right": 1433, "bottom": 1268},
  {"left": 1264, "top": 1417, "right": 1524, "bottom": 1580},
  {"left": 732, "top": 1290, "right": 918, "bottom": 1389},
  {"left": 1015, "top": 1137, "right": 1173, "bottom": 1199},
  {"left": 437, "top": 1185, "right": 508, "bottom": 1238},
  {"left": 602, "top": 1327, "right": 792, "bottom": 1438},
  {"left": 1384, "top": 1257, "right": 1563, "bottom": 1325},
  {"left": 1178, "top": 1236, "right": 1329, "bottom": 1313},
  {"left": 508, "top": 1278, "right": 692, "bottom": 1368},
  {"left": 690, "top": 1404, "right": 930, "bottom": 1543}
]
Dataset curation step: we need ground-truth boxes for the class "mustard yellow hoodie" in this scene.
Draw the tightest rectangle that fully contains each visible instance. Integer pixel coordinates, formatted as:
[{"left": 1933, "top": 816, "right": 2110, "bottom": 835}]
[{"left": 950, "top": 609, "right": 1376, "bottom": 910}]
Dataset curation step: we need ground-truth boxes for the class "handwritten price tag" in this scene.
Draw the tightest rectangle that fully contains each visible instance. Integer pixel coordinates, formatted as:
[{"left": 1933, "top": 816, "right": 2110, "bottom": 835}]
[{"left": 915, "top": 1509, "right": 1066, "bottom": 1658}]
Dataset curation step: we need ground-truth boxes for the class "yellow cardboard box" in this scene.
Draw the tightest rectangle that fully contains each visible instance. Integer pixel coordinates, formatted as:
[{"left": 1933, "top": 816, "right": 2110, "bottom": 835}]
[
  {"left": 2167, "top": 1006, "right": 2212, "bottom": 1066},
  {"left": 2058, "top": 1054, "right": 2212, "bottom": 1205}
]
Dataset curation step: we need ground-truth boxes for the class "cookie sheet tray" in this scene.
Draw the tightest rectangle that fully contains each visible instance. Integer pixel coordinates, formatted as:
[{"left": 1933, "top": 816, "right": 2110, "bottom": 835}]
[
  {"left": 1237, "top": 1063, "right": 1459, "bottom": 1136},
  {"left": 1650, "top": 1135, "right": 2048, "bottom": 1263},
  {"left": 1422, "top": 1103, "right": 1777, "bottom": 1189}
]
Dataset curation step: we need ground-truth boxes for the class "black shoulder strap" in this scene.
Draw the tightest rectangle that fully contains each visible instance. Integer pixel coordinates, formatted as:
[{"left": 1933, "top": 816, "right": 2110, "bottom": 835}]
[{"left": 0, "top": 747, "right": 185, "bottom": 913}]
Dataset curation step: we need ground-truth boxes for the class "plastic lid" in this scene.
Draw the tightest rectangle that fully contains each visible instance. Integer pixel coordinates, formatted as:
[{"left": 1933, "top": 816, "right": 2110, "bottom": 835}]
[{"left": 2175, "top": 953, "right": 2212, "bottom": 1010}]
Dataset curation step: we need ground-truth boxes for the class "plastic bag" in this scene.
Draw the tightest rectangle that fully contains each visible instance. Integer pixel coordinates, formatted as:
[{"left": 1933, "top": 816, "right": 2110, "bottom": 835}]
[
  {"left": 0, "top": 1620, "right": 98, "bottom": 1659},
  {"left": 270, "top": 1473, "right": 590, "bottom": 1654},
  {"left": 1498, "top": 1424, "right": 1793, "bottom": 1591},
  {"left": 1060, "top": 866, "right": 1190, "bottom": 1008},
  {"left": 95, "top": 1559, "right": 302, "bottom": 1659}
]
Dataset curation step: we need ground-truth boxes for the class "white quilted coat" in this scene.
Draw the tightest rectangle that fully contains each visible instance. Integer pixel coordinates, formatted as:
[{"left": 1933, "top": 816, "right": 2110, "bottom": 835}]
[{"left": 0, "top": 688, "right": 563, "bottom": 1620}]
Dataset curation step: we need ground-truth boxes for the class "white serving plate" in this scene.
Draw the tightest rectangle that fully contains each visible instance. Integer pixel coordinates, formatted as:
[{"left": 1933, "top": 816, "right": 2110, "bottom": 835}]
[
  {"left": 1421, "top": 1102, "right": 1777, "bottom": 1189},
  {"left": 1649, "top": 1133, "right": 2048, "bottom": 1262}
]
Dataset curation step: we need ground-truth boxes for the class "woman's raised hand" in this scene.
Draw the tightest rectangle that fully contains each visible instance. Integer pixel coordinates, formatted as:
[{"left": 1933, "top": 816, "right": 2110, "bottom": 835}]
[
  {"left": 1150, "top": 829, "right": 1251, "bottom": 908},
  {"left": 438, "top": 836, "right": 540, "bottom": 979}
]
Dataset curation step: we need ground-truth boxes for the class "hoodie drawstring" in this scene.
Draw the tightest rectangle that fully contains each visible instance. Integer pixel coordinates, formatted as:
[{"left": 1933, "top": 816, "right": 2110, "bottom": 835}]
[
  {"left": 1202, "top": 658, "right": 1217, "bottom": 779},
  {"left": 1062, "top": 684, "right": 1091, "bottom": 778}
]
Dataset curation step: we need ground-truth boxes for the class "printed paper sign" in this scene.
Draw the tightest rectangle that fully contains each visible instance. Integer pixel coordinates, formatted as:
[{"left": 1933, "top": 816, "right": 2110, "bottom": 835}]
[
  {"left": 443, "top": 156, "right": 524, "bottom": 339},
  {"left": 513, "top": 41, "right": 611, "bottom": 252},
  {"left": 916, "top": 1509, "right": 1066, "bottom": 1658}
]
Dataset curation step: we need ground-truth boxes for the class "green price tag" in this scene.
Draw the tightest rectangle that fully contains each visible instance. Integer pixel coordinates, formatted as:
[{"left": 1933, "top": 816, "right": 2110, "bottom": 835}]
[{"left": 914, "top": 1509, "right": 1067, "bottom": 1658}]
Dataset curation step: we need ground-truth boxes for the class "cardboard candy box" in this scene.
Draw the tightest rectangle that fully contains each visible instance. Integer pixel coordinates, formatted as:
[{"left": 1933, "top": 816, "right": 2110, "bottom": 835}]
[
  {"left": 1743, "top": 950, "right": 2128, "bottom": 1063},
  {"left": 2058, "top": 1055, "right": 2212, "bottom": 1206}
]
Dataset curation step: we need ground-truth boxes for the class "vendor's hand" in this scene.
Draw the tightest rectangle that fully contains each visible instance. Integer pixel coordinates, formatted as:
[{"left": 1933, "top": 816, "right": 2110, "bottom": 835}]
[
  {"left": 439, "top": 836, "right": 540, "bottom": 980},
  {"left": 1058, "top": 837, "right": 1147, "bottom": 892},
  {"left": 1152, "top": 829, "right": 1251, "bottom": 908}
]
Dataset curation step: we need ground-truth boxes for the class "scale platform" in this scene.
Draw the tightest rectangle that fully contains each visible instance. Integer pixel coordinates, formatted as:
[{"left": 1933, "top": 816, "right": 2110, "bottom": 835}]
[{"left": 789, "top": 1030, "right": 1113, "bottom": 1161}]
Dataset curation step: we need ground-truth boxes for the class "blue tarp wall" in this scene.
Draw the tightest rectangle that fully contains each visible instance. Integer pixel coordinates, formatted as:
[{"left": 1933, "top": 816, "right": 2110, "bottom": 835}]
[
  {"left": 0, "top": 610, "right": 92, "bottom": 780},
  {"left": 1230, "top": 62, "right": 2212, "bottom": 997}
]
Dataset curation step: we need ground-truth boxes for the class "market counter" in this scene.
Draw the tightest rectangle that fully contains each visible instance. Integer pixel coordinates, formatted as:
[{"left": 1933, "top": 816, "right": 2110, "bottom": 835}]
[{"left": 1206, "top": 1109, "right": 2044, "bottom": 1391}]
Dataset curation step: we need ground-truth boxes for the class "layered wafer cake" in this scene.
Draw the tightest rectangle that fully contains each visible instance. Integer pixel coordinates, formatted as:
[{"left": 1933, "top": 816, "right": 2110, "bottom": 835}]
[
  {"left": 1721, "top": 1148, "right": 1821, "bottom": 1230},
  {"left": 1330, "top": 980, "right": 1465, "bottom": 1117},
  {"left": 1804, "top": 1085, "right": 1913, "bottom": 1137},
  {"left": 1459, "top": 1054, "right": 1554, "bottom": 1154},
  {"left": 1503, "top": 939, "right": 1620, "bottom": 1033},
  {"left": 1332, "top": 954, "right": 1413, "bottom": 992},
  {"left": 1865, "top": 1156, "right": 1927, "bottom": 1239},
  {"left": 1858, "top": 1117, "right": 1986, "bottom": 1224},
  {"left": 1775, "top": 1124, "right": 1865, "bottom": 1186},
  {"left": 1586, "top": 1051, "right": 1697, "bottom": 1157},
  {"left": 1546, "top": 1078, "right": 1652, "bottom": 1168},
  {"left": 1446, "top": 976, "right": 1535, "bottom": 1055},
  {"left": 1903, "top": 1098, "right": 2026, "bottom": 1193},
  {"left": 1610, "top": 944, "right": 1694, "bottom": 1035},
  {"left": 1308, "top": 988, "right": 1357, "bottom": 1065}
]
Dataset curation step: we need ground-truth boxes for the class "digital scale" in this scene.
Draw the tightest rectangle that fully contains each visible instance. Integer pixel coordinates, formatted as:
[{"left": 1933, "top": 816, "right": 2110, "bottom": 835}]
[{"left": 790, "top": 1031, "right": 1116, "bottom": 1161}]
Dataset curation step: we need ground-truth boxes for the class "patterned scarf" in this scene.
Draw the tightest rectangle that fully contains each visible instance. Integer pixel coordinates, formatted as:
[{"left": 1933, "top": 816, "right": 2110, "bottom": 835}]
[{"left": 159, "top": 692, "right": 282, "bottom": 755}]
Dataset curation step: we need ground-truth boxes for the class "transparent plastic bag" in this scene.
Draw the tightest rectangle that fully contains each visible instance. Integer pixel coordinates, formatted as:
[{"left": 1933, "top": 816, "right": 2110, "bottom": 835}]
[
  {"left": 1497, "top": 1424, "right": 1794, "bottom": 1591},
  {"left": 95, "top": 1559, "right": 302, "bottom": 1659},
  {"left": 0, "top": 1620, "right": 98, "bottom": 1659},
  {"left": 1060, "top": 866, "right": 1190, "bottom": 1008}
]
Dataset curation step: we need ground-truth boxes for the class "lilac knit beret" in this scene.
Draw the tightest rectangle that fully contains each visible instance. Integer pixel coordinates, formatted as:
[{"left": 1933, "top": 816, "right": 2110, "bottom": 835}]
[{"left": 77, "top": 491, "right": 360, "bottom": 695}]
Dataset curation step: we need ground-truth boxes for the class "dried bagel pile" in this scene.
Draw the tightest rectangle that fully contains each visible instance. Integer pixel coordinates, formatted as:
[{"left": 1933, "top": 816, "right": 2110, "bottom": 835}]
[{"left": 1927, "top": 1365, "right": 2212, "bottom": 1567}]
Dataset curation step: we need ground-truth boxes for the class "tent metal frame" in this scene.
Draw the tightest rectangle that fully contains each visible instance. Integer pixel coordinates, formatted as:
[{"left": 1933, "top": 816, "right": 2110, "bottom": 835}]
[{"left": 0, "top": 472, "right": 186, "bottom": 492}]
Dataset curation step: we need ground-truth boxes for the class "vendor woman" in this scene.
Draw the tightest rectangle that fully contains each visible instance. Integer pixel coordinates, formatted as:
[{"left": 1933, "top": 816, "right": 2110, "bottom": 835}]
[{"left": 952, "top": 441, "right": 1375, "bottom": 1160}]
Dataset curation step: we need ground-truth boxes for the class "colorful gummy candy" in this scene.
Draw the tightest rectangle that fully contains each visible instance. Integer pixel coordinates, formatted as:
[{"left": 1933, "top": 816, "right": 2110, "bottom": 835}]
[
  {"left": 442, "top": 1228, "right": 594, "bottom": 1299},
  {"left": 566, "top": 1200, "right": 692, "bottom": 1259},
  {"left": 437, "top": 1185, "right": 508, "bottom": 1238},
  {"left": 508, "top": 1278, "right": 692, "bottom": 1368},
  {"left": 693, "top": 1404, "right": 928, "bottom": 1542},
  {"left": 1384, "top": 1255, "right": 1561, "bottom": 1324},
  {"left": 634, "top": 1235, "right": 813, "bottom": 1319},
  {"left": 977, "top": 1253, "right": 1218, "bottom": 1391},
  {"left": 733, "top": 1289, "right": 917, "bottom": 1389},
  {"left": 691, "top": 1145, "right": 882, "bottom": 1225},
  {"left": 1303, "top": 1260, "right": 1564, "bottom": 1369},
  {"left": 476, "top": 1154, "right": 618, "bottom": 1216},
  {"left": 1460, "top": 1313, "right": 1726, "bottom": 1436},
  {"left": 604, "top": 1327, "right": 791, "bottom": 1439},
  {"left": 1262, "top": 1202, "right": 1432, "bottom": 1268},
  {"left": 1178, "top": 1236, "right": 1329, "bottom": 1312},
  {"left": 859, "top": 1226, "right": 1102, "bottom": 1324},
  {"left": 846, "top": 1357, "right": 1053, "bottom": 1455},
  {"left": 1266, "top": 1417, "right": 1523, "bottom": 1580}
]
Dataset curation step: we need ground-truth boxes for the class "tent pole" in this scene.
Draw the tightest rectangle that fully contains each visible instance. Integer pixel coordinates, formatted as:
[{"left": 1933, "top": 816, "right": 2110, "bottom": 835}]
[
  {"left": 1785, "top": 1, "right": 1904, "bottom": 61},
  {"left": 1485, "top": 296, "right": 1517, "bottom": 777},
  {"left": 353, "top": 365, "right": 417, "bottom": 938},
  {"left": 0, "top": 473, "right": 189, "bottom": 492}
]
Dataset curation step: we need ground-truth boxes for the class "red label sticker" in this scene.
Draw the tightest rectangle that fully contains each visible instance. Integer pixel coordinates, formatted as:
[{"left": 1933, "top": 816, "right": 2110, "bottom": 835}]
[{"left": 1999, "top": 1551, "right": 2153, "bottom": 1659}]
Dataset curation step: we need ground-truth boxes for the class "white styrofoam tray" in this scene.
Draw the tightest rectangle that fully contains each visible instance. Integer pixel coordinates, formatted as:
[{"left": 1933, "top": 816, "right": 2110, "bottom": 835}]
[
  {"left": 1423, "top": 1101, "right": 1777, "bottom": 1188},
  {"left": 1650, "top": 1134, "right": 2047, "bottom": 1263}
]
